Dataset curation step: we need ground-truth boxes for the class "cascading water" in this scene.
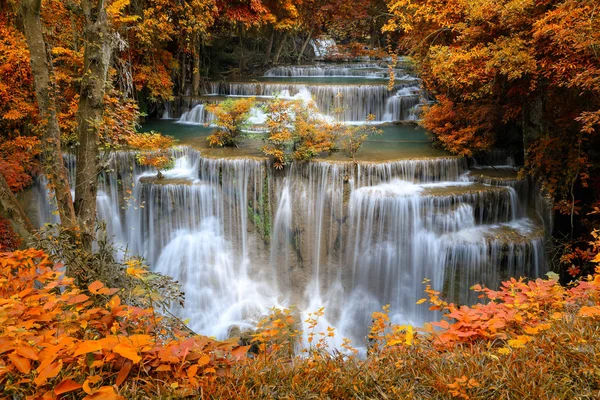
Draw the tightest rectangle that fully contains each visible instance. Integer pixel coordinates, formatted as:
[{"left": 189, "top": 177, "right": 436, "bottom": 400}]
[
  {"left": 382, "top": 87, "right": 422, "bottom": 121},
  {"left": 28, "top": 62, "right": 548, "bottom": 349},
  {"left": 205, "top": 82, "right": 419, "bottom": 122},
  {"left": 169, "top": 63, "right": 426, "bottom": 123},
  {"left": 178, "top": 104, "right": 215, "bottom": 125},
  {"left": 264, "top": 65, "right": 407, "bottom": 79},
  {"left": 31, "top": 146, "right": 547, "bottom": 346}
]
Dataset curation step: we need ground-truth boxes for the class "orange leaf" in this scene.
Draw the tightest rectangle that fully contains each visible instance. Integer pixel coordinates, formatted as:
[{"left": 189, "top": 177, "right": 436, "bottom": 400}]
[
  {"left": 129, "top": 334, "right": 152, "bottom": 348},
  {"left": 83, "top": 386, "right": 124, "bottom": 400},
  {"left": 187, "top": 364, "right": 199, "bottom": 380},
  {"left": 74, "top": 341, "right": 103, "bottom": 357},
  {"left": 8, "top": 352, "right": 31, "bottom": 374},
  {"left": 34, "top": 360, "right": 62, "bottom": 386},
  {"left": 107, "top": 295, "right": 121, "bottom": 310},
  {"left": 113, "top": 343, "right": 141, "bottom": 364},
  {"left": 68, "top": 293, "right": 90, "bottom": 304},
  {"left": 88, "top": 281, "right": 104, "bottom": 294},
  {"left": 115, "top": 361, "right": 132, "bottom": 386},
  {"left": 231, "top": 345, "right": 250, "bottom": 361},
  {"left": 55, "top": 379, "right": 82, "bottom": 395},
  {"left": 16, "top": 345, "right": 39, "bottom": 361},
  {"left": 197, "top": 354, "right": 210, "bottom": 366}
]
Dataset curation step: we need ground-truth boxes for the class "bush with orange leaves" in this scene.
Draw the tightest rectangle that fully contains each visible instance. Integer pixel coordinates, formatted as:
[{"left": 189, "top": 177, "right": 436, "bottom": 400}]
[
  {"left": 0, "top": 249, "right": 250, "bottom": 399},
  {"left": 207, "top": 98, "right": 256, "bottom": 147},
  {"left": 125, "top": 131, "right": 176, "bottom": 179}
]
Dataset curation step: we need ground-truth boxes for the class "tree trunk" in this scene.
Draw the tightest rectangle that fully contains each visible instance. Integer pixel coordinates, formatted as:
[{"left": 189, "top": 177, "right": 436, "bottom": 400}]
[
  {"left": 273, "top": 32, "right": 288, "bottom": 65},
  {"left": 297, "top": 29, "right": 313, "bottom": 65},
  {"left": 265, "top": 28, "right": 274, "bottom": 66},
  {"left": 180, "top": 51, "right": 187, "bottom": 95},
  {"left": 0, "top": 174, "right": 35, "bottom": 245},
  {"left": 522, "top": 92, "right": 544, "bottom": 163},
  {"left": 20, "top": 0, "right": 77, "bottom": 230},
  {"left": 74, "top": 0, "right": 114, "bottom": 250},
  {"left": 238, "top": 25, "right": 245, "bottom": 73},
  {"left": 192, "top": 35, "right": 201, "bottom": 96}
]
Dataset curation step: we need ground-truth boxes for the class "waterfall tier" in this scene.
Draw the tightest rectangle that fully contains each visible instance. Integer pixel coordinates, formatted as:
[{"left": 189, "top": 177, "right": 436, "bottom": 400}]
[
  {"left": 264, "top": 65, "right": 409, "bottom": 79},
  {"left": 30, "top": 147, "right": 547, "bottom": 344},
  {"left": 184, "top": 81, "right": 423, "bottom": 123}
]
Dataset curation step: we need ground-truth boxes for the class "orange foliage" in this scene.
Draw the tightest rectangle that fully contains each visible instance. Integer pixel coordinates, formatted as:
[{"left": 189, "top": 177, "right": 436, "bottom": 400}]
[
  {"left": 0, "top": 217, "right": 21, "bottom": 252},
  {"left": 262, "top": 99, "right": 336, "bottom": 168},
  {"left": 421, "top": 96, "right": 495, "bottom": 157},
  {"left": 0, "top": 136, "right": 41, "bottom": 192},
  {"left": 0, "top": 16, "right": 37, "bottom": 135},
  {"left": 207, "top": 98, "right": 256, "bottom": 147},
  {"left": 0, "top": 249, "right": 248, "bottom": 398},
  {"left": 126, "top": 132, "right": 176, "bottom": 177},
  {"left": 1, "top": 243, "right": 600, "bottom": 398},
  {"left": 385, "top": 0, "right": 600, "bottom": 198}
]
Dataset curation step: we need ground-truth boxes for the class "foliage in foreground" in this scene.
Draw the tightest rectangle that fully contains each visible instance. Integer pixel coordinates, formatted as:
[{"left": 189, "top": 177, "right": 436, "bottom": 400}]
[
  {"left": 0, "top": 249, "right": 250, "bottom": 399},
  {"left": 0, "top": 241, "right": 599, "bottom": 398}
]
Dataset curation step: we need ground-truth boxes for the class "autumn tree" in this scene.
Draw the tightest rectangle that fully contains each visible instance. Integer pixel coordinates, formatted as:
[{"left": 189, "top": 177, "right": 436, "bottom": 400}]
[
  {"left": 207, "top": 98, "right": 256, "bottom": 147},
  {"left": 127, "top": 132, "right": 176, "bottom": 179},
  {"left": 262, "top": 99, "right": 337, "bottom": 168},
  {"left": 338, "top": 115, "right": 382, "bottom": 162},
  {"left": 20, "top": 0, "right": 78, "bottom": 230},
  {"left": 383, "top": 0, "right": 599, "bottom": 208}
]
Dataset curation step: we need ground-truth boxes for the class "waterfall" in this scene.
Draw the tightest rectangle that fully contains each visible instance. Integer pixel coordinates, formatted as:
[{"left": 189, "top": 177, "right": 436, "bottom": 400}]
[
  {"left": 178, "top": 104, "right": 215, "bottom": 125},
  {"left": 205, "top": 82, "right": 420, "bottom": 122},
  {"left": 383, "top": 87, "right": 422, "bottom": 121},
  {"left": 311, "top": 38, "right": 336, "bottom": 58},
  {"left": 30, "top": 146, "right": 547, "bottom": 346},
  {"left": 264, "top": 65, "right": 407, "bottom": 79}
]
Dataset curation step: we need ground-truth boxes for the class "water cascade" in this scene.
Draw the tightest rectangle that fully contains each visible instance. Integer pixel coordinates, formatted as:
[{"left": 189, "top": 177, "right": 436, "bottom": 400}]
[
  {"left": 29, "top": 62, "right": 548, "bottom": 349},
  {"left": 264, "top": 64, "right": 408, "bottom": 79},
  {"left": 178, "top": 104, "right": 216, "bottom": 125},
  {"left": 200, "top": 82, "right": 421, "bottom": 123},
  {"left": 31, "top": 144, "right": 546, "bottom": 346}
]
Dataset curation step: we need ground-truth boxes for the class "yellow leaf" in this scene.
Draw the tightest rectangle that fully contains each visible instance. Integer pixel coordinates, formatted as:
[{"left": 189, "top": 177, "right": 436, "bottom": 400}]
[{"left": 416, "top": 298, "right": 427, "bottom": 305}]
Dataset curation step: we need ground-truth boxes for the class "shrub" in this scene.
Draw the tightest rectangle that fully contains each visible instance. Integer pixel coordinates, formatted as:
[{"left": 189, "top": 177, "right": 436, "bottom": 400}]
[
  {"left": 207, "top": 98, "right": 256, "bottom": 147},
  {"left": 262, "top": 99, "right": 337, "bottom": 168}
]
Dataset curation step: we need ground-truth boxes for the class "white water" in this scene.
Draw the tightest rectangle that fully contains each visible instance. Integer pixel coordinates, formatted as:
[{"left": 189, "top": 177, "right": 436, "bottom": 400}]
[
  {"left": 175, "top": 63, "right": 426, "bottom": 124},
  {"left": 29, "top": 62, "right": 548, "bottom": 349},
  {"left": 178, "top": 104, "right": 215, "bottom": 125},
  {"left": 32, "top": 148, "right": 546, "bottom": 347}
]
